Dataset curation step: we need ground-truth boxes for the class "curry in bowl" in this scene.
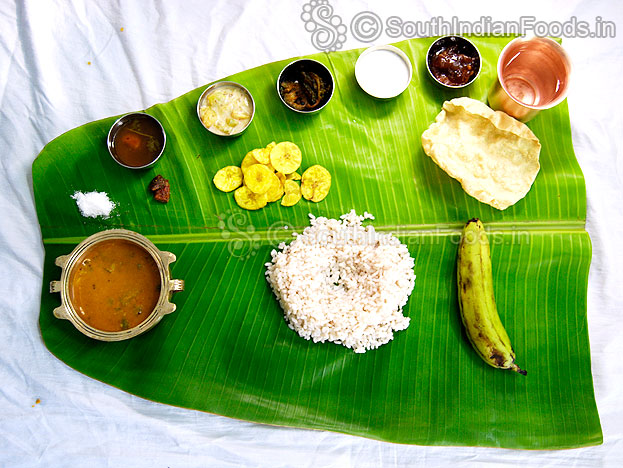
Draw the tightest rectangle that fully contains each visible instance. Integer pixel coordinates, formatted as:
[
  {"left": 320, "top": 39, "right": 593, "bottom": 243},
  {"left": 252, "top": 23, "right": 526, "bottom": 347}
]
[
  {"left": 69, "top": 238, "right": 161, "bottom": 332},
  {"left": 50, "top": 229, "right": 184, "bottom": 341}
]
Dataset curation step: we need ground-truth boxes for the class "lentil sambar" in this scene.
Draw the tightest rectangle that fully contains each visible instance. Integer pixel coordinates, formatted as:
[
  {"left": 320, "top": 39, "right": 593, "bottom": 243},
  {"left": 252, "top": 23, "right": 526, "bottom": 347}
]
[{"left": 68, "top": 239, "right": 161, "bottom": 332}]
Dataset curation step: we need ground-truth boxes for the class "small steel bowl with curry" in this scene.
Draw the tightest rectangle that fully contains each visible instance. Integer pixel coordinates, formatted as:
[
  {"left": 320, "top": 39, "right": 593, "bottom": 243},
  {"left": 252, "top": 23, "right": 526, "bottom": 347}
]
[
  {"left": 107, "top": 113, "right": 166, "bottom": 169},
  {"left": 50, "top": 229, "right": 184, "bottom": 341}
]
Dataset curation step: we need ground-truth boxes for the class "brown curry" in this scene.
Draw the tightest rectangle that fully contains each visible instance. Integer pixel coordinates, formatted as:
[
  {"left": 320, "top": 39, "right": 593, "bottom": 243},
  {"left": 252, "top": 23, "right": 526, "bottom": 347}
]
[
  {"left": 111, "top": 114, "right": 164, "bottom": 167},
  {"left": 69, "top": 239, "right": 161, "bottom": 332}
]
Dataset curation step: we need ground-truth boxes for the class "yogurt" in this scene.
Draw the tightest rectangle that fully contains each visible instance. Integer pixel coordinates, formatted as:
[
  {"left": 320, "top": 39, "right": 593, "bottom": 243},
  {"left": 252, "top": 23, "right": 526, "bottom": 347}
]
[{"left": 355, "top": 46, "right": 412, "bottom": 99}]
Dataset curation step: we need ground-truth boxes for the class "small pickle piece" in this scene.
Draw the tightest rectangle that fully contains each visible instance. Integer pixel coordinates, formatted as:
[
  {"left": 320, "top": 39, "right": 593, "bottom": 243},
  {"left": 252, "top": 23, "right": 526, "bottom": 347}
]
[
  {"left": 213, "top": 166, "right": 243, "bottom": 192},
  {"left": 234, "top": 186, "right": 268, "bottom": 210},
  {"left": 270, "top": 142, "right": 302, "bottom": 174},
  {"left": 149, "top": 175, "right": 171, "bottom": 203},
  {"left": 281, "top": 180, "right": 302, "bottom": 207},
  {"left": 243, "top": 164, "right": 273, "bottom": 194},
  {"left": 301, "top": 165, "right": 331, "bottom": 202},
  {"left": 265, "top": 172, "right": 285, "bottom": 202},
  {"left": 286, "top": 172, "right": 301, "bottom": 180}
]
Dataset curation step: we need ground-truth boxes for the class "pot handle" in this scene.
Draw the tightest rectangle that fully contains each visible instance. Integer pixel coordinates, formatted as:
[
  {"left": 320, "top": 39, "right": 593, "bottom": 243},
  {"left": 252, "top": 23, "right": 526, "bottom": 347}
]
[
  {"left": 54, "top": 255, "right": 70, "bottom": 268},
  {"left": 53, "top": 305, "right": 69, "bottom": 320},
  {"left": 170, "top": 279, "right": 184, "bottom": 292}
]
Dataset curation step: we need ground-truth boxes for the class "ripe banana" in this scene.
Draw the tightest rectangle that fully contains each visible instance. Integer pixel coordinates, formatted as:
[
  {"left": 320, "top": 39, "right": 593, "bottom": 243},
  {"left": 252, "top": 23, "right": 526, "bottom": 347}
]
[{"left": 457, "top": 218, "right": 526, "bottom": 375}]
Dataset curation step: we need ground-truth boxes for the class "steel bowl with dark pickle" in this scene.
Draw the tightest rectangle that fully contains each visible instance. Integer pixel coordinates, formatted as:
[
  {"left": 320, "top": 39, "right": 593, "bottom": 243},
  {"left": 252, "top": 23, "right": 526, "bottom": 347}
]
[
  {"left": 277, "top": 59, "right": 334, "bottom": 113},
  {"left": 426, "top": 36, "right": 481, "bottom": 89}
]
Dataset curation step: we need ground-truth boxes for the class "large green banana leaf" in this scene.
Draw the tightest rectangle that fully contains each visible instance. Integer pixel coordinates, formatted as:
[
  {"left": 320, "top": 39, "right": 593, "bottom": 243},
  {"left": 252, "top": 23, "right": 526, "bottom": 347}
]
[{"left": 34, "top": 36, "right": 602, "bottom": 449}]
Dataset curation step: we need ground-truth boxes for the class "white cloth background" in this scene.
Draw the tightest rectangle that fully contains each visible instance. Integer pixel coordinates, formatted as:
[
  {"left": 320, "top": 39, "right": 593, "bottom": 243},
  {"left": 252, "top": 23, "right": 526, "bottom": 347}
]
[{"left": 1, "top": 1, "right": 621, "bottom": 466}]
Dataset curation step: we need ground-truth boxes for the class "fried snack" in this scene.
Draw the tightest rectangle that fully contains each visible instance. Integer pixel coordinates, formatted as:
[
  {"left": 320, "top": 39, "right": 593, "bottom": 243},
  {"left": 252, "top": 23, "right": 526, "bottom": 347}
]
[
  {"left": 281, "top": 180, "right": 302, "bottom": 206},
  {"left": 243, "top": 164, "right": 273, "bottom": 194},
  {"left": 421, "top": 97, "right": 541, "bottom": 210},
  {"left": 262, "top": 142, "right": 276, "bottom": 164},
  {"left": 213, "top": 141, "right": 331, "bottom": 210},
  {"left": 234, "top": 186, "right": 268, "bottom": 210},
  {"left": 270, "top": 142, "right": 302, "bottom": 174},
  {"left": 213, "top": 166, "right": 243, "bottom": 192},
  {"left": 265, "top": 172, "right": 285, "bottom": 202},
  {"left": 248, "top": 148, "right": 268, "bottom": 165},
  {"left": 301, "top": 165, "right": 331, "bottom": 202},
  {"left": 241, "top": 151, "right": 259, "bottom": 171}
]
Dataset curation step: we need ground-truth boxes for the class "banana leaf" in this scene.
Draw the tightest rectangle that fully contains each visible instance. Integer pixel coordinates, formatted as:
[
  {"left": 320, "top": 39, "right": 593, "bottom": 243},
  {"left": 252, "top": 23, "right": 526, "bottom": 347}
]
[{"left": 34, "top": 36, "right": 602, "bottom": 449}]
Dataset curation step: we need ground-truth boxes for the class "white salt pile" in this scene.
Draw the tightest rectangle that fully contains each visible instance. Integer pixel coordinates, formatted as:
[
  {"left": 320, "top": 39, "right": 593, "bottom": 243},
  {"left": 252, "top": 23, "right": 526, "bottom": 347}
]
[{"left": 71, "top": 191, "right": 116, "bottom": 219}]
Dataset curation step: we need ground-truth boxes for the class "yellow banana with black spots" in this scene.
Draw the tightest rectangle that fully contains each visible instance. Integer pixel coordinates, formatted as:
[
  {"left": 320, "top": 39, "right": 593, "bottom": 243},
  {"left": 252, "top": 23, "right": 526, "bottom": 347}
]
[{"left": 457, "top": 218, "right": 526, "bottom": 375}]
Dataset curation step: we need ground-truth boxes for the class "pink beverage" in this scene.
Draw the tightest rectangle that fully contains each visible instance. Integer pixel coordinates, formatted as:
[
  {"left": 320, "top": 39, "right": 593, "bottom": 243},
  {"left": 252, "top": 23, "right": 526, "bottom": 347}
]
[{"left": 488, "top": 37, "right": 572, "bottom": 122}]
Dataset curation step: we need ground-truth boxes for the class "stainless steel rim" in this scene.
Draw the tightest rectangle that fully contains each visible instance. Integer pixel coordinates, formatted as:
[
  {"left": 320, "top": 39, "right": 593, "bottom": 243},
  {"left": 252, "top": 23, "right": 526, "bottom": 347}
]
[
  {"left": 425, "top": 35, "right": 482, "bottom": 89},
  {"left": 354, "top": 44, "right": 413, "bottom": 99},
  {"left": 276, "top": 58, "right": 335, "bottom": 113},
  {"left": 196, "top": 81, "right": 256, "bottom": 136},
  {"left": 106, "top": 113, "right": 167, "bottom": 170}
]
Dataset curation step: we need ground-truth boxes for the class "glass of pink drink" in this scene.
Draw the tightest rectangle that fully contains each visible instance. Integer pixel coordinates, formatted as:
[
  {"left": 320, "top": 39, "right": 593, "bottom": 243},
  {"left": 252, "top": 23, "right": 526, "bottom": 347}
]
[{"left": 488, "top": 36, "right": 572, "bottom": 122}]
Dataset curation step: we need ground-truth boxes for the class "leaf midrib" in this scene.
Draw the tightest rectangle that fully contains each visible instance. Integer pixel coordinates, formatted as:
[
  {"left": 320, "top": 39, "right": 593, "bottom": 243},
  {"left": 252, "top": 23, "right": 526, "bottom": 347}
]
[{"left": 42, "top": 219, "right": 587, "bottom": 244}]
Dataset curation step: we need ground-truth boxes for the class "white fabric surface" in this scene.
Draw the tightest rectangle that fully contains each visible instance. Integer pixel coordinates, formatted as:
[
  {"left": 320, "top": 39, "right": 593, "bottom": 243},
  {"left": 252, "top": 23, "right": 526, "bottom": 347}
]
[{"left": 1, "top": 1, "right": 621, "bottom": 466}]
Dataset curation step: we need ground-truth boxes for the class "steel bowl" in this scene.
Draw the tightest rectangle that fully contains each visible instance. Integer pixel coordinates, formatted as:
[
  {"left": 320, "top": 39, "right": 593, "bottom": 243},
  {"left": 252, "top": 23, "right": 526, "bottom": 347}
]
[
  {"left": 49, "top": 229, "right": 184, "bottom": 341},
  {"left": 107, "top": 113, "right": 166, "bottom": 169},
  {"left": 277, "top": 58, "right": 334, "bottom": 113},
  {"left": 354, "top": 44, "right": 413, "bottom": 99},
  {"left": 196, "top": 81, "right": 255, "bottom": 137},
  {"left": 426, "top": 35, "right": 482, "bottom": 89}
]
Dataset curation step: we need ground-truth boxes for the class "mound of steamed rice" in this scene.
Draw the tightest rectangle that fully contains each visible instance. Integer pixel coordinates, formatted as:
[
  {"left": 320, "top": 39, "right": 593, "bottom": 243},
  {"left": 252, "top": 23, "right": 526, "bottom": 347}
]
[{"left": 265, "top": 210, "right": 415, "bottom": 353}]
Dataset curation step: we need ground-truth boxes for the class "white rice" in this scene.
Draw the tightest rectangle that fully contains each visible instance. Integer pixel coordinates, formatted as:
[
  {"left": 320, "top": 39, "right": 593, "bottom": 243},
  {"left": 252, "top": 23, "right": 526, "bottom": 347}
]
[{"left": 265, "top": 210, "right": 415, "bottom": 353}]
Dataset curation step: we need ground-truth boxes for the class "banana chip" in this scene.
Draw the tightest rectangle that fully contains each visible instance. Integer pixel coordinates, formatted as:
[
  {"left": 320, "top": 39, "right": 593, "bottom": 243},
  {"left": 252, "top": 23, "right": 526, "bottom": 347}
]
[
  {"left": 213, "top": 166, "right": 243, "bottom": 192},
  {"left": 270, "top": 141, "right": 302, "bottom": 174},
  {"left": 248, "top": 148, "right": 269, "bottom": 165},
  {"left": 262, "top": 142, "right": 276, "bottom": 164},
  {"left": 234, "top": 186, "right": 268, "bottom": 210},
  {"left": 241, "top": 151, "right": 259, "bottom": 170},
  {"left": 265, "top": 172, "right": 285, "bottom": 202},
  {"left": 281, "top": 180, "right": 302, "bottom": 207},
  {"left": 243, "top": 164, "right": 273, "bottom": 194},
  {"left": 262, "top": 142, "right": 277, "bottom": 171},
  {"left": 214, "top": 141, "right": 331, "bottom": 210},
  {"left": 301, "top": 165, "right": 331, "bottom": 202}
]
